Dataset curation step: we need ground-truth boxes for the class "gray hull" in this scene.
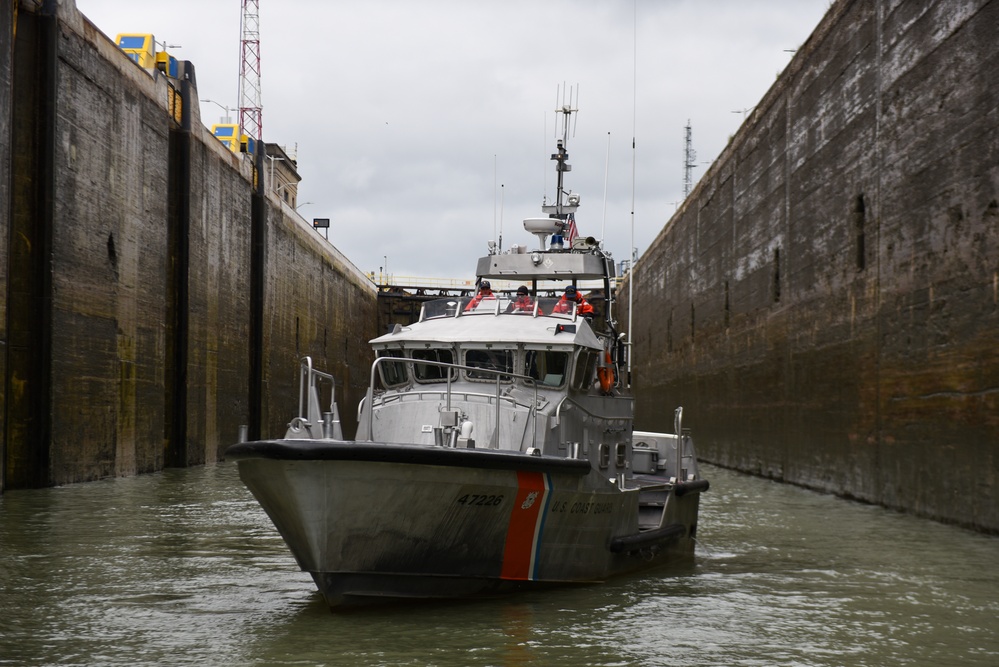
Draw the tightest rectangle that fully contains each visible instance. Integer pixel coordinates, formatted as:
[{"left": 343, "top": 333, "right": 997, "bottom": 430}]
[{"left": 229, "top": 440, "right": 703, "bottom": 607}]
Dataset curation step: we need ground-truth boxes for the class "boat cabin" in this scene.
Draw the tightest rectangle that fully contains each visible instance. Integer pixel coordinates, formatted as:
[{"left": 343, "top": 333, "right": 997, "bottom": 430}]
[{"left": 360, "top": 292, "right": 631, "bottom": 461}]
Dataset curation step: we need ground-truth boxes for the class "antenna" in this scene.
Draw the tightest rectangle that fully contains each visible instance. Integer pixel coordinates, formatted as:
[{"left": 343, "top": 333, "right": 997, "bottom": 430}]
[
  {"left": 238, "top": 0, "right": 262, "bottom": 141},
  {"left": 602, "top": 131, "right": 610, "bottom": 243},
  {"left": 683, "top": 120, "right": 697, "bottom": 198},
  {"left": 542, "top": 111, "right": 548, "bottom": 205},
  {"left": 550, "top": 84, "right": 578, "bottom": 214},
  {"left": 499, "top": 184, "right": 505, "bottom": 251},
  {"left": 537, "top": 85, "right": 580, "bottom": 249},
  {"left": 493, "top": 154, "right": 497, "bottom": 246},
  {"left": 628, "top": 0, "right": 637, "bottom": 382},
  {"left": 565, "top": 84, "right": 579, "bottom": 139}
]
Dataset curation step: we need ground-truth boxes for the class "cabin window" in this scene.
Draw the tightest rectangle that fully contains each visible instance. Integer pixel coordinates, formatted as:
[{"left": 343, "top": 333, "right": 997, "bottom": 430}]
[
  {"left": 615, "top": 442, "right": 628, "bottom": 467},
  {"left": 464, "top": 349, "right": 514, "bottom": 382},
  {"left": 536, "top": 297, "right": 563, "bottom": 317},
  {"left": 413, "top": 348, "right": 456, "bottom": 383},
  {"left": 421, "top": 299, "right": 461, "bottom": 320},
  {"left": 598, "top": 443, "right": 610, "bottom": 469},
  {"left": 377, "top": 350, "right": 408, "bottom": 387},
  {"left": 461, "top": 295, "right": 498, "bottom": 314},
  {"left": 572, "top": 350, "right": 599, "bottom": 390},
  {"left": 524, "top": 350, "right": 570, "bottom": 388}
]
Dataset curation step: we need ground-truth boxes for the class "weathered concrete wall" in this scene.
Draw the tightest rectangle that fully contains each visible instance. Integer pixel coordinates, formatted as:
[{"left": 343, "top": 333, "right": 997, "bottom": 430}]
[
  {"left": 622, "top": 0, "right": 999, "bottom": 532},
  {"left": 1, "top": 0, "right": 377, "bottom": 489},
  {"left": 47, "top": 11, "right": 174, "bottom": 482},
  {"left": 0, "top": 2, "right": 13, "bottom": 491},
  {"left": 178, "top": 126, "right": 255, "bottom": 466},
  {"left": 260, "top": 206, "right": 377, "bottom": 440}
]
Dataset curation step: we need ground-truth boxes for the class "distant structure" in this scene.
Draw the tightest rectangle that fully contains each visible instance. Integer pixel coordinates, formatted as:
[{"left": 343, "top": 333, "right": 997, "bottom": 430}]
[
  {"left": 682, "top": 120, "right": 697, "bottom": 198},
  {"left": 238, "top": 0, "right": 262, "bottom": 141},
  {"left": 264, "top": 143, "right": 301, "bottom": 208}
]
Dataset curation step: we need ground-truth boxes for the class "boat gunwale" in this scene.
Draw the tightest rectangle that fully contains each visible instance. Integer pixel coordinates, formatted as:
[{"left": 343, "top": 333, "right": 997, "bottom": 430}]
[{"left": 226, "top": 439, "right": 593, "bottom": 475}]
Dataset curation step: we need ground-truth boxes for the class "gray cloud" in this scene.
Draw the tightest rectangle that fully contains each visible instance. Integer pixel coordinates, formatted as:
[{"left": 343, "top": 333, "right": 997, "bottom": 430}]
[{"left": 78, "top": 0, "right": 831, "bottom": 279}]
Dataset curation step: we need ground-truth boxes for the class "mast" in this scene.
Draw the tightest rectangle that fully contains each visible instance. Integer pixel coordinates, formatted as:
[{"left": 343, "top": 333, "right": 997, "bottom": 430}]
[{"left": 541, "top": 88, "right": 580, "bottom": 246}]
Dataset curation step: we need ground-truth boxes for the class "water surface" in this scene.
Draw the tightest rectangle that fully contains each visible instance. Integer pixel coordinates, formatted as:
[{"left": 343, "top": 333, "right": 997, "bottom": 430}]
[{"left": 1, "top": 463, "right": 996, "bottom": 666}]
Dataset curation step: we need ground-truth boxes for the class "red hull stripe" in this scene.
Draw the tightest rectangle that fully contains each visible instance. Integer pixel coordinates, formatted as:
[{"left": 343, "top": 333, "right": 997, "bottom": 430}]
[{"left": 500, "top": 471, "right": 550, "bottom": 580}]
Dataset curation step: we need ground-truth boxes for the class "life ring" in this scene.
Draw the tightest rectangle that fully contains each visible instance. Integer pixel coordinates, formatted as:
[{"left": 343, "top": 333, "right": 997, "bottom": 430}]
[
  {"left": 597, "top": 366, "right": 614, "bottom": 394},
  {"left": 597, "top": 348, "right": 615, "bottom": 394}
]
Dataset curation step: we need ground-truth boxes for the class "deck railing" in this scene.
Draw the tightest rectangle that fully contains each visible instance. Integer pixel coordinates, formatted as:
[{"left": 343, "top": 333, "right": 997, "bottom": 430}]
[
  {"left": 288, "top": 357, "right": 342, "bottom": 439},
  {"left": 361, "top": 357, "right": 541, "bottom": 450}
]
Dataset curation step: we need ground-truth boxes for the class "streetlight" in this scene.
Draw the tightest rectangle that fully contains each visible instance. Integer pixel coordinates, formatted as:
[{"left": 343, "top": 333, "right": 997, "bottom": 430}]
[
  {"left": 201, "top": 98, "right": 233, "bottom": 124},
  {"left": 731, "top": 107, "right": 755, "bottom": 120},
  {"left": 272, "top": 182, "right": 299, "bottom": 208},
  {"left": 265, "top": 154, "right": 285, "bottom": 192}
]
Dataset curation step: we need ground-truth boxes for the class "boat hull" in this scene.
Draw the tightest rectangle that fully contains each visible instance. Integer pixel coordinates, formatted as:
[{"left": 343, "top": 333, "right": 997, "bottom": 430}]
[{"left": 228, "top": 440, "right": 702, "bottom": 608}]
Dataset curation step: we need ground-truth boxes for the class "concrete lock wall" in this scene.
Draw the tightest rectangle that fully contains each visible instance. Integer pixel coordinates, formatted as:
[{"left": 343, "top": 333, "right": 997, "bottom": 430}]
[
  {"left": 0, "top": 0, "right": 376, "bottom": 490},
  {"left": 0, "top": 1, "right": 13, "bottom": 489},
  {"left": 259, "top": 197, "right": 377, "bottom": 441},
  {"left": 622, "top": 0, "right": 998, "bottom": 532}
]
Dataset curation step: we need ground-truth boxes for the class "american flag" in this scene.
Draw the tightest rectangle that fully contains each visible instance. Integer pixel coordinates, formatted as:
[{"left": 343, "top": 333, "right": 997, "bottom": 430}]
[{"left": 565, "top": 212, "right": 579, "bottom": 245}]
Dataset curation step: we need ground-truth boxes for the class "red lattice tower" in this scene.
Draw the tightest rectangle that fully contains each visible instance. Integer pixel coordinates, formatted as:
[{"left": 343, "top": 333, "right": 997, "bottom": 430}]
[{"left": 238, "top": 0, "right": 262, "bottom": 141}]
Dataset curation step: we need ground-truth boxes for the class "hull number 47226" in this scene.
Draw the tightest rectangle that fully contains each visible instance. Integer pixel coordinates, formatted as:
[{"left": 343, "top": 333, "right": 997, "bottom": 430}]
[{"left": 455, "top": 494, "right": 504, "bottom": 506}]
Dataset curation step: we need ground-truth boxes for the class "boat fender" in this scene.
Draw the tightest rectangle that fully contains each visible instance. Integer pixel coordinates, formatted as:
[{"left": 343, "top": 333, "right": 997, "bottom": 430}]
[
  {"left": 460, "top": 421, "right": 474, "bottom": 438},
  {"left": 674, "top": 479, "right": 710, "bottom": 497},
  {"left": 609, "top": 523, "right": 686, "bottom": 553}
]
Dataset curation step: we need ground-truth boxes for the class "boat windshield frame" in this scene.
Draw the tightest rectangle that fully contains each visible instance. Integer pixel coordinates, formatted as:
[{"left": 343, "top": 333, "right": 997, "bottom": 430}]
[
  {"left": 420, "top": 297, "right": 579, "bottom": 321},
  {"left": 362, "top": 355, "right": 541, "bottom": 449}
]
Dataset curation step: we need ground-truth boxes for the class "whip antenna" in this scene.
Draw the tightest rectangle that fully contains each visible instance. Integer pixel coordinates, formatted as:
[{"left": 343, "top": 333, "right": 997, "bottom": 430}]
[
  {"left": 602, "top": 131, "right": 610, "bottom": 243},
  {"left": 493, "top": 154, "right": 497, "bottom": 247},
  {"left": 628, "top": 0, "right": 637, "bottom": 382},
  {"left": 499, "top": 184, "right": 505, "bottom": 251}
]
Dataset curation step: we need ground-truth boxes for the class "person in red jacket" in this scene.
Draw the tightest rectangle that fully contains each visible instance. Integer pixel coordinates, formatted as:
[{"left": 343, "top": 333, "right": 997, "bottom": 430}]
[
  {"left": 464, "top": 280, "right": 495, "bottom": 311},
  {"left": 507, "top": 285, "right": 535, "bottom": 313},
  {"left": 552, "top": 285, "right": 594, "bottom": 316}
]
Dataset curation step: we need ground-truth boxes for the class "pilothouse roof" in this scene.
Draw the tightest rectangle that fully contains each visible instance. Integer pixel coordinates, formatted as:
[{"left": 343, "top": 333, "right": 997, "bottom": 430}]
[
  {"left": 370, "top": 301, "right": 603, "bottom": 350},
  {"left": 475, "top": 249, "right": 613, "bottom": 282}
]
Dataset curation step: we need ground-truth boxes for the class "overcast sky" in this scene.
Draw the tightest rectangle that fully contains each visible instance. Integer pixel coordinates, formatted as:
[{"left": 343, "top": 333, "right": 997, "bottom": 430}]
[{"left": 76, "top": 0, "right": 832, "bottom": 281}]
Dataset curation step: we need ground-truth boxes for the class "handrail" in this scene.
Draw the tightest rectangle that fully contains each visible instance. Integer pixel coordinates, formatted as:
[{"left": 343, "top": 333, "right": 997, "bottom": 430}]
[
  {"left": 554, "top": 395, "right": 570, "bottom": 425},
  {"left": 554, "top": 394, "right": 633, "bottom": 425},
  {"left": 371, "top": 389, "right": 539, "bottom": 411},
  {"left": 420, "top": 296, "right": 579, "bottom": 322},
  {"left": 364, "top": 356, "right": 540, "bottom": 450},
  {"left": 674, "top": 407, "right": 683, "bottom": 483},
  {"left": 291, "top": 356, "right": 342, "bottom": 439},
  {"left": 298, "top": 356, "right": 336, "bottom": 418}
]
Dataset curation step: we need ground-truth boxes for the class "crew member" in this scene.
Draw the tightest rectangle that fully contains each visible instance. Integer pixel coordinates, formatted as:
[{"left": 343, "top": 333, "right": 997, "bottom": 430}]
[
  {"left": 464, "top": 280, "right": 495, "bottom": 311},
  {"left": 507, "top": 285, "right": 534, "bottom": 313},
  {"left": 552, "top": 285, "right": 594, "bottom": 316}
]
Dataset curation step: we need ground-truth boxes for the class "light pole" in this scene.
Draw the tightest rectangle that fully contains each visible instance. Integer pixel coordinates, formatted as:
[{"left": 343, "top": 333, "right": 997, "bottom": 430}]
[
  {"left": 266, "top": 154, "right": 285, "bottom": 192},
  {"left": 272, "top": 182, "right": 300, "bottom": 209},
  {"left": 201, "top": 99, "right": 233, "bottom": 124}
]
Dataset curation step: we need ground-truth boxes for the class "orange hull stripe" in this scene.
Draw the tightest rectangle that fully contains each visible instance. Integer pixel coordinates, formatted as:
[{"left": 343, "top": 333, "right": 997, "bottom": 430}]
[{"left": 500, "top": 471, "right": 549, "bottom": 580}]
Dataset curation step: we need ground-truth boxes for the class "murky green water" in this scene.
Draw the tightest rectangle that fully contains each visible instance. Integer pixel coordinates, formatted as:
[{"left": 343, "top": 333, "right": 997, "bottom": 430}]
[{"left": 1, "top": 462, "right": 996, "bottom": 666}]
